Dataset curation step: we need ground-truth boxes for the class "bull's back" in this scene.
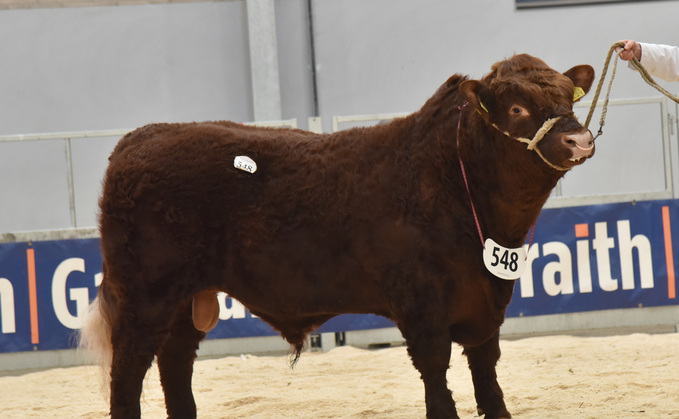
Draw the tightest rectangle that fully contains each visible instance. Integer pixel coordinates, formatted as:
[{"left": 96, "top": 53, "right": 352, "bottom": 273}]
[
  {"left": 103, "top": 119, "right": 415, "bottom": 228},
  {"left": 102, "top": 121, "right": 319, "bottom": 219}
]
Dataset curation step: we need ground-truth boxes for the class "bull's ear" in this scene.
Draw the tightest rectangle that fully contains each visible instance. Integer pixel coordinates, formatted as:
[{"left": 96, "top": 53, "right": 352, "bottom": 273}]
[
  {"left": 460, "top": 79, "right": 494, "bottom": 122},
  {"left": 563, "top": 65, "right": 595, "bottom": 101}
]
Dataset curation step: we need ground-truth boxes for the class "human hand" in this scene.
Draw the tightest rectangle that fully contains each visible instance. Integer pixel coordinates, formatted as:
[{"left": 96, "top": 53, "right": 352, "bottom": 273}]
[{"left": 616, "top": 39, "right": 642, "bottom": 61}]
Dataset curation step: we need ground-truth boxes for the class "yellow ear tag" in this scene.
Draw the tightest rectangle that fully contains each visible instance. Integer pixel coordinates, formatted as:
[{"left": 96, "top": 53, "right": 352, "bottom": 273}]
[
  {"left": 479, "top": 101, "right": 489, "bottom": 113},
  {"left": 573, "top": 86, "right": 585, "bottom": 102}
]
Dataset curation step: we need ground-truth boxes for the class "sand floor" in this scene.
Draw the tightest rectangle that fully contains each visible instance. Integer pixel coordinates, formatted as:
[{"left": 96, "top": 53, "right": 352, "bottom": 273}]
[{"left": 1, "top": 333, "right": 678, "bottom": 418}]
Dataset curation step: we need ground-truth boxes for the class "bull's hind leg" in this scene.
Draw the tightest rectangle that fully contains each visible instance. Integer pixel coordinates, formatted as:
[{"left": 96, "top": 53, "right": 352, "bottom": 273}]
[
  {"left": 463, "top": 330, "right": 511, "bottom": 419},
  {"left": 157, "top": 302, "right": 206, "bottom": 419},
  {"left": 402, "top": 328, "right": 458, "bottom": 419},
  {"left": 108, "top": 300, "right": 175, "bottom": 419}
]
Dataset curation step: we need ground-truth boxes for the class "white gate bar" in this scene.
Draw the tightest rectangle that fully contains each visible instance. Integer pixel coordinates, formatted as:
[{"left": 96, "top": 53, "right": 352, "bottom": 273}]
[{"left": 332, "top": 112, "right": 408, "bottom": 133}]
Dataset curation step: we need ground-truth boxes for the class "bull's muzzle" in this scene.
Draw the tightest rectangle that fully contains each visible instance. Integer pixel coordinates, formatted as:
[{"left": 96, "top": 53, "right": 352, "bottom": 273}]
[{"left": 564, "top": 130, "right": 594, "bottom": 163}]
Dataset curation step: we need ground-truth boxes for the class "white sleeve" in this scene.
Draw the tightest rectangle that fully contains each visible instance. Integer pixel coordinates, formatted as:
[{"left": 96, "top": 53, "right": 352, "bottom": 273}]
[{"left": 638, "top": 42, "right": 679, "bottom": 82}]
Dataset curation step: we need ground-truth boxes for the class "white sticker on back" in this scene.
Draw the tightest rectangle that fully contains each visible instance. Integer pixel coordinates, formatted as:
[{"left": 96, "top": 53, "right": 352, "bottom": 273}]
[
  {"left": 234, "top": 155, "right": 257, "bottom": 173},
  {"left": 482, "top": 238, "right": 527, "bottom": 280}
]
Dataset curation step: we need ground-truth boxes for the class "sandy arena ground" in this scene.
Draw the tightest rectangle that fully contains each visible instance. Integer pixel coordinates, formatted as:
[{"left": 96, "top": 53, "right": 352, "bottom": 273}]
[{"left": 0, "top": 333, "right": 678, "bottom": 418}]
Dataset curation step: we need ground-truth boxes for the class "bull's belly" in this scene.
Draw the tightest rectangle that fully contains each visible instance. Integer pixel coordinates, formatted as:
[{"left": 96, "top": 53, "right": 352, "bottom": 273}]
[{"left": 220, "top": 270, "right": 389, "bottom": 321}]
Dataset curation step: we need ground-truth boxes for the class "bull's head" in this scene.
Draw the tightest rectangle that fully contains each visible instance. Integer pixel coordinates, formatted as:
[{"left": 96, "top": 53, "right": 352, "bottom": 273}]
[{"left": 459, "top": 54, "right": 596, "bottom": 171}]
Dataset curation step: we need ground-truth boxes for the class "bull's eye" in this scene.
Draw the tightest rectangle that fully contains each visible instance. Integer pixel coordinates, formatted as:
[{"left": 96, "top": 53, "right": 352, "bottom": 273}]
[{"left": 509, "top": 105, "right": 529, "bottom": 117}]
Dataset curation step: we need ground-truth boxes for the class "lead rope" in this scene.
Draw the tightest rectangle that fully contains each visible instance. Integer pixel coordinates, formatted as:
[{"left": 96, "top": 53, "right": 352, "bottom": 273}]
[
  {"left": 457, "top": 103, "right": 536, "bottom": 252},
  {"left": 585, "top": 41, "right": 679, "bottom": 139}
]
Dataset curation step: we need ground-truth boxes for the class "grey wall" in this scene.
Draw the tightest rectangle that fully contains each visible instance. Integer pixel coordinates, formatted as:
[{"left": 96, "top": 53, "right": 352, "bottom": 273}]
[
  {"left": 0, "top": 2, "right": 254, "bottom": 134},
  {"left": 1, "top": 0, "right": 678, "bottom": 232},
  {"left": 4, "top": 0, "right": 679, "bottom": 136},
  {"left": 311, "top": 0, "right": 679, "bottom": 117},
  {"left": 276, "top": 0, "right": 316, "bottom": 121}
]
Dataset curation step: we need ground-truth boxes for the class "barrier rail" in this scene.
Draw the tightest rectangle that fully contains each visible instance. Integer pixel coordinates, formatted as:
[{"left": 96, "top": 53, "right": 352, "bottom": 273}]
[
  {"left": 0, "top": 119, "right": 297, "bottom": 232},
  {"left": 1, "top": 97, "right": 675, "bottom": 235},
  {"left": 0, "top": 129, "right": 131, "bottom": 229},
  {"left": 331, "top": 112, "right": 408, "bottom": 132}
]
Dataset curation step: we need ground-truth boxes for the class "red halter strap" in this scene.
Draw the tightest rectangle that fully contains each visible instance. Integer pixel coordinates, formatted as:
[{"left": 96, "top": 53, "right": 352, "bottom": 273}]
[{"left": 456, "top": 102, "right": 536, "bottom": 251}]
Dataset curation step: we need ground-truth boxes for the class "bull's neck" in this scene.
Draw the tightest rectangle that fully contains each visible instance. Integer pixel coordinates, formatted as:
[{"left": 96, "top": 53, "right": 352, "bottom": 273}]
[
  {"left": 460, "top": 130, "right": 562, "bottom": 249},
  {"left": 409, "top": 83, "right": 564, "bottom": 248}
]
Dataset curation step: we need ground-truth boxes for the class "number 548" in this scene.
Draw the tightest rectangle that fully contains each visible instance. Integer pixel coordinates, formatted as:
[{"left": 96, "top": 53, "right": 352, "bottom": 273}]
[{"left": 490, "top": 247, "right": 519, "bottom": 272}]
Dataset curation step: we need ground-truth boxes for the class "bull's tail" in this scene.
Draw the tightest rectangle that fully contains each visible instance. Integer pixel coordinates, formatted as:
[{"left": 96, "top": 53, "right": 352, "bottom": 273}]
[{"left": 78, "top": 278, "right": 117, "bottom": 392}]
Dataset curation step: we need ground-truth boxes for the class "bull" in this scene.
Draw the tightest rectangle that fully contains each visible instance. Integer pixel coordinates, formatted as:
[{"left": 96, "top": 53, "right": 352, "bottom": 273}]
[{"left": 80, "top": 53, "right": 595, "bottom": 418}]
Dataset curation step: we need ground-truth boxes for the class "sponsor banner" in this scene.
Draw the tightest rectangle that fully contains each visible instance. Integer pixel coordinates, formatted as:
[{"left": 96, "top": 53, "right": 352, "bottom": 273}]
[
  {"left": 0, "top": 199, "right": 677, "bottom": 353},
  {"left": 0, "top": 240, "right": 394, "bottom": 352},
  {"left": 507, "top": 199, "right": 678, "bottom": 316},
  {"left": 0, "top": 239, "right": 102, "bottom": 353}
]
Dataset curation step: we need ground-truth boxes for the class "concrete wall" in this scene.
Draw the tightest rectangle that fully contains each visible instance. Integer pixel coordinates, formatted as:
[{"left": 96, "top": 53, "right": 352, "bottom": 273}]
[
  {"left": 0, "top": 0, "right": 222, "bottom": 9},
  {"left": 311, "top": 0, "right": 679, "bottom": 116},
  {"left": 3, "top": 0, "right": 679, "bottom": 133},
  {"left": 0, "top": 2, "right": 252, "bottom": 134}
]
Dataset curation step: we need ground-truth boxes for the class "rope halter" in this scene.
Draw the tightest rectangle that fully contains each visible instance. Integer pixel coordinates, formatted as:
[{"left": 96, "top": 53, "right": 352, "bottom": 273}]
[{"left": 488, "top": 116, "right": 570, "bottom": 171}]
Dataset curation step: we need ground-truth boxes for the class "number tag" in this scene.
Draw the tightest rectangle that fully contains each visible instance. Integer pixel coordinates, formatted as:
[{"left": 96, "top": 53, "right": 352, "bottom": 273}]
[
  {"left": 234, "top": 155, "right": 257, "bottom": 174},
  {"left": 482, "top": 238, "right": 527, "bottom": 280}
]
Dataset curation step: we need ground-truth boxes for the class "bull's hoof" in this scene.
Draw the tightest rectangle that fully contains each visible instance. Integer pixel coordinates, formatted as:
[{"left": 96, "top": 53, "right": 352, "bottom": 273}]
[
  {"left": 477, "top": 406, "right": 512, "bottom": 419},
  {"left": 426, "top": 413, "right": 460, "bottom": 419},
  {"left": 425, "top": 406, "right": 460, "bottom": 419}
]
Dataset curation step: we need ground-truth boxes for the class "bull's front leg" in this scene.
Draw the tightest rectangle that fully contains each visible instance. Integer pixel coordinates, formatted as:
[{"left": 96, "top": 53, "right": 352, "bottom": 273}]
[
  {"left": 402, "top": 328, "right": 458, "bottom": 419},
  {"left": 462, "top": 330, "right": 511, "bottom": 419}
]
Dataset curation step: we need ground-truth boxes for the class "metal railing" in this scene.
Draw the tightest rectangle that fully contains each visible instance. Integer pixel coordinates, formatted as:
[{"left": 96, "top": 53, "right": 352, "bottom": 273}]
[
  {"left": 1, "top": 101, "right": 677, "bottom": 236},
  {"left": 0, "top": 129, "right": 132, "bottom": 229},
  {"left": 332, "top": 112, "right": 408, "bottom": 132},
  {"left": 545, "top": 96, "right": 675, "bottom": 208},
  {"left": 0, "top": 119, "right": 298, "bottom": 234}
]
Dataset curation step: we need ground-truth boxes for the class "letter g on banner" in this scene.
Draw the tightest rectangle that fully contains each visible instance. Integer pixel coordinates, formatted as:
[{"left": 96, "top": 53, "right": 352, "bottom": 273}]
[{"left": 51, "top": 257, "right": 91, "bottom": 330}]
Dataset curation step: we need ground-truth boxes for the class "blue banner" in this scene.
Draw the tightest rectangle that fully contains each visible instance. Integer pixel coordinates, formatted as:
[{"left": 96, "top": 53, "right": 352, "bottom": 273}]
[
  {"left": 0, "top": 239, "right": 102, "bottom": 353},
  {"left": 507, "top": 199, "right": 678, "bottom": 316},
  {"left": 0, "top": 199, "right": 677, "bottom": 353}
]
